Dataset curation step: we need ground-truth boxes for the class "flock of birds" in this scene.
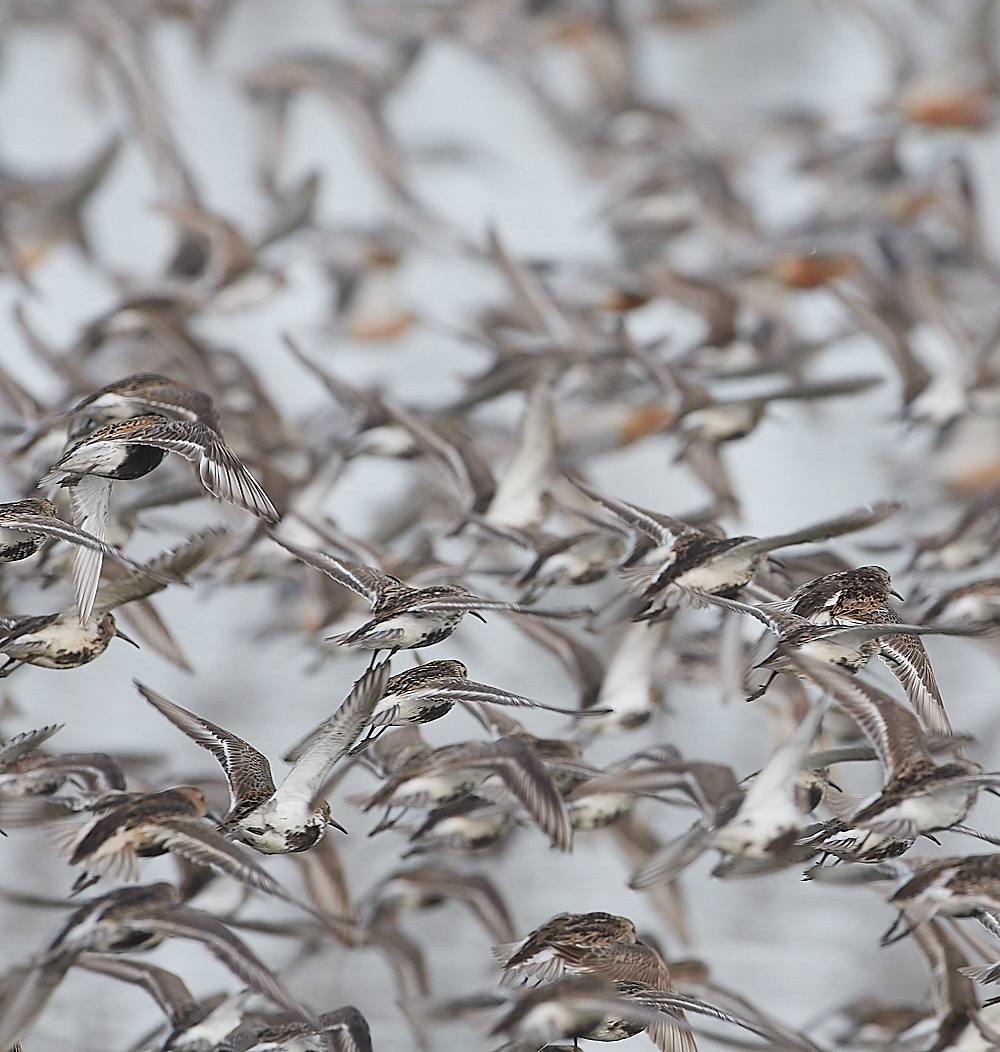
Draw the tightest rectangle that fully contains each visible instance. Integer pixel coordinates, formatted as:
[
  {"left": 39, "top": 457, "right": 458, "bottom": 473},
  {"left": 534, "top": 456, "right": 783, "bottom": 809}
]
[{"left": 7, "top": 0, "right": 1000, "bottom": 1051}]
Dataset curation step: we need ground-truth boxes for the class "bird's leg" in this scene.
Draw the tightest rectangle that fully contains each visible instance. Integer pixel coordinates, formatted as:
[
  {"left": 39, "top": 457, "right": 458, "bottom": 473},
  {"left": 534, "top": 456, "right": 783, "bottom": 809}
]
[
  {"left": 370, "top": 807, "right": 402, "bottom": 835},
  {"left": 349, "top": 722, "right": 384, "bottom": 755},
  {"left": 879, "top": 912, "right": 916, "bottom": 946},
  {"left": 0, "top": 658, "right": 24, "bottom": 679},
  {"left": 746, "top": 672, "right": 777, "bottom": 702},
  {"left": 71, "top": 870, "right": 101, "bottom": 895}
]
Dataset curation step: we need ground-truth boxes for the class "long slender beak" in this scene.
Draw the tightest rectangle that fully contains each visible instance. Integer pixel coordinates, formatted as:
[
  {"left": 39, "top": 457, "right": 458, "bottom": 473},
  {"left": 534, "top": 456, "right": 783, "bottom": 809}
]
[
  {"left": 115, "top": 627, "right": 141, "bottom": 649},
  {"left": 890, "top": 589, "right": 905, "bottom": 601},
  {"left": 328, "top": 817, "right": 349, "bottom": 834}
]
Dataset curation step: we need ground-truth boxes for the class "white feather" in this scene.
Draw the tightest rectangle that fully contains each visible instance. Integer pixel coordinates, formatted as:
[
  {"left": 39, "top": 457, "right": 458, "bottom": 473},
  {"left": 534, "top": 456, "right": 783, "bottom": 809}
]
[{"left": 68, "top": 476, "right": 112, "bottom": 626}]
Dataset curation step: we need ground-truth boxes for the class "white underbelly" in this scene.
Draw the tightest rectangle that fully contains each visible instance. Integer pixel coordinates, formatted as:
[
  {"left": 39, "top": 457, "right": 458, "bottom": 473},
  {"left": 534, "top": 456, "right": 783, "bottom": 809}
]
[
  {"left": 677, "top": 551, "right": 756, "bottom": 592},
  {"left": 390, "top": 771, "right": 486, "bottom": 808},
  {"left": 798, "top": 635, "right": 870, "bottom": 666},
  {"left": 375, "top": 610, "right": 462, "bottom": 646},
  {"left": 568, "top": 793, "right": 633, "bottom": 830}
]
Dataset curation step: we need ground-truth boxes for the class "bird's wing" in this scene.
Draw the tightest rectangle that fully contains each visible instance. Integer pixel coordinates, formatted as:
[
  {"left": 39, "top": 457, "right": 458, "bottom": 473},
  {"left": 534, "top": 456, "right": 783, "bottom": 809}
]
[
  {"left": 878, "top": 634, "right": 952, "bottom": 736},
  {"left": 0, "top": 513, "right": 174, "bottom": 582},
  {"left": 821, "top": 620, "right": 998, "bottom": 646},
  {"left": 74, "top": 953, "right": 198, "bottom": 1027},
  {"left": 0, "top": 724, "right": 63, "bottom": 771},
  {"left": 738, "top": 701, "right": 826, "bottom": 813},
  {"left": 789, "top": 654, "right": 932, "bottom": 777},
  {"left": 0, "top": 959, "right": 72, "bottom": 1050},
  {"left": 414, "top": 596, "right": 590, "bottom": 619},
  {"left": 317, "top": 1006, "right": 374, "bottom": 1052},
  {"left": 274, "top": 660, "right": 391, "bottom": 807},
  {"left": 504, "top": 614, "right": 605, "bottom": 709},
  {"left": 626, "top": 987, "right": 777, "bottom": 1041},
  {"left": 629, "top": 822, "right": 713, "bottom": 889},
  {"left": 484, "top": 376, "right": 556, "bottom": 530},
  {"left": 93, "top": 527, "right": 229, "bottom": 617},
  {"left": 149, "top": 817, "right": 293, "bottom": 900},
  {"left": 293, "top": 837, "right": 356, "bottom": 932},
  {"left": 383, "top": 399, "right": 486, "bottom": 511},
  {"left": 468, "top": 738, "right": 573, "bottom": 852},
  {"left": 680, "top": 442, "right": 740, "bottom": 520},
  {"left": 732, "top": 502, "right": 902, "bottom": 558},
  {"left": 364, "top": 909, "right": 431, "bottom": 1047},
  {"left": 382, "top": 863, "right": 516, "bottom": 944},
  {"left": 683, "top": 591, "right": 786, "bottom": 634},
  {"left": 0, "top": 614, "right": 59, "bottom": 650},
  {"left": 560, "top": 943, "right": 668, "bottom": 988},
  {"left": 570, "top": 764, "right": 738, "bottom": 816},
  {"left": 124, "top": 902, "right": 312, "bottom": 1021},
  {"left": 68, "top": 475, "right": 112, "bottom": 625},
  {"left": 135, "top": 680, "right": 275, "bottom": 812},
  {"left": 396, "top": 677, "right": 590, "bottom": 717},
  {"left": 567, "top": 476, "right": 697, "bottom": 549},
  {"left": 126, "top": 420, "right": 279, "bottom": 522},
  {"left": 116, "top": 599, "right": 191, "bottom": 672},
  {"left": 270, "top": 535, "right": 396, "bottom": 602}
]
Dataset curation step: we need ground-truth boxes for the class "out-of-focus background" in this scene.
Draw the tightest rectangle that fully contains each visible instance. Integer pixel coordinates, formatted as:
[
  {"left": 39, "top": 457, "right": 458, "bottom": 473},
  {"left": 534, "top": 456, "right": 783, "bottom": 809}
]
[{"left": 3, "top": 0, "right": 1000, "bottom": 1049}]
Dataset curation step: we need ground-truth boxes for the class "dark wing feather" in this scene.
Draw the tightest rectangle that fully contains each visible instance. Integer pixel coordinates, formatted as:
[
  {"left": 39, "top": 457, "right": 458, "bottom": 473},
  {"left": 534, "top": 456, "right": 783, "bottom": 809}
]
[
  {"left": 318, "top": 1006, "right": 374, "bottom": 1052},
  {"left": 0, "top": 614, "right": 59, "bottom": 649},
  {"left": 567, "top": 476, "right": 697, "bottom": 549},
  {"left": 382, "top": 400, "right": 487, "bottom": 511},
  {"left": 469, "top": 738, "right": 573, "bottom": 852},
  {"left": 149, "top": 817, "right": 293, "bottom": 901},
  {"left": 120, "top": 419, "right": 278, "bottom": 522},
  {"left": 270, "top": 535, "right": 398, "bottom": 602},
  {"left": 0, "top": 514, "right": 176, "bottom": 582},
  {"left": 0, "top": 725, "right": 62, "bottom": 771},
  {"left": 733, "top": 502, "right": 902, "bottom": 558},
  {"left": 386, "top": 863, "right": 516, "bottom": 943},
  {"left": 504, "top": 614, "right": 605, "bottom": 708},
  {"left": 681, "top": 591, "right": 787, "bottom": 633},
  {"left": 789, "top": 654, "right": 931, "bottom": 777},
  {"left": 396, "top": 677, "right": 586, "bottom": 714},
  {"left": 414, "top": 596, "right": 590, "bottom": 619},
  {"left": 123, "top": 901, "right": 312, "bottom": 1021},
  {"left": 93, "top": 528, "right": 229, "bottom": 617},
  {"left": 878, "top": 634, "right": 952, "bottom": 737},
  {"left": 74, "top": 953, "right": 198, "bottom": 1026},
  {"left": 135, "top": 680, "right": 276, "bottom": 813}
]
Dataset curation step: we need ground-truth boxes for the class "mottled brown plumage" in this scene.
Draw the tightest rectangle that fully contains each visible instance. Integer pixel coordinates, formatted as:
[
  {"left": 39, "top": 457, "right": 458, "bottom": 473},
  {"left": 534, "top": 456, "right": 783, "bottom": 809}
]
[
  {"left": 138, "top": 662, "right": 389, "bottom": 854},
  {"left": 53, "top": 784, "right": 295, "bottom": 902},
  {"left": 784, "top": 567, "right": 948, "bottom": 734},
  {"left": 495, "top": 911, "right": 638, "bottom": 985}
]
